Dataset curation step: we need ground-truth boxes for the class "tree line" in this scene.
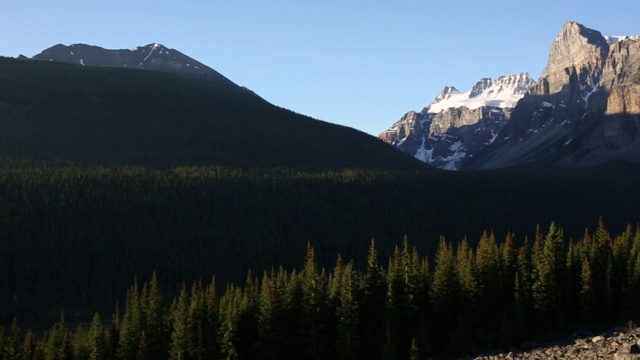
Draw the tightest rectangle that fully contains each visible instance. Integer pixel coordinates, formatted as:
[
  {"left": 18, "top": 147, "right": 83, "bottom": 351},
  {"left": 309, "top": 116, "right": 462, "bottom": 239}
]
[{"left": 2, "top": 219, "right": 640, "bottom": 359}]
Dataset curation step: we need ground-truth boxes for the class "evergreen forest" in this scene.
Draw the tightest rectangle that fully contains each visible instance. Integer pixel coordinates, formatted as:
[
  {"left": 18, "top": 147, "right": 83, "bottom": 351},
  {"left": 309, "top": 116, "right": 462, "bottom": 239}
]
[
  {"left": 0, "top": 162, "right": 639, "bottom": 359},
  {"left": 2, "top": 219, "right": 640, "bottom": 359},
  {"left": 1, "top": 57, "right": 640, "bottom": 359}
]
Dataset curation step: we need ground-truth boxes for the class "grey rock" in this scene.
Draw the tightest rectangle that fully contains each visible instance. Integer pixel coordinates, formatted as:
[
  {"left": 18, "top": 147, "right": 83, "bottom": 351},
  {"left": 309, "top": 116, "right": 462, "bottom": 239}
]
[
  {"left": 382, "top": 21, "right": 640, "bottom": 170},
  {"left": 32, "top": 43, "right": 240, "bottom": 88}
]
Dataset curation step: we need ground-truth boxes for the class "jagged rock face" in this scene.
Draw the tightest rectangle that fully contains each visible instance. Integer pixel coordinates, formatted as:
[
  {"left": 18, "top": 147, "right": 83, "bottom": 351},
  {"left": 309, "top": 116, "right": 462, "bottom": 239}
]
[
  {"left": 378, "top": 111, "right": 425, "bottom": 144},
  {"left": 33, "top": 43, "right": 238, "bottom": 87},
  {"left": 379, "top": 73, "right": 534, "bottom": 170},
  {"left": 603, "top": 39, "right": 640, "bottom": 114},
  {"left": 462, "top": 21, "right": 640, "bottom": 170},
  {"left": 537, "top": 21, "right": 609, "bottom": 95}
]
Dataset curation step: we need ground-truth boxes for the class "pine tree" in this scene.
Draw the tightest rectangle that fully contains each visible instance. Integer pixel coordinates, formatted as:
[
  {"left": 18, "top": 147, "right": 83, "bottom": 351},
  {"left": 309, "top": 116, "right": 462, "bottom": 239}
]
[
  {"left": 235, "top": 272, "right": 260, "bottom": 360},
  {"left": 580, "top": 257, "right": 596, "bottom": 325},
  {"left": 43, "top": 313, "right": 73, "bottom": 360},
  {"left": 532, "top": 222, "right": 566, "bottom": 331},
  {"left": 358, "top": 239, "right": 386, "bottom": 360},
  {"left": 202, "top": 277, "right": 220, "bottom": 360},
  {"left": 169, "top": 285, "right": 189, "bottom": 360},
  {"left": 4, "top": 318, "right": 21, "bottom": 360},
  {"left": 141, "top": 272, "right": 167, "bottom": 360},
  {"left": 88, "top": 313, "right": 109, "bottom": 360},
  {"left": 455, "top": 237, "right": 477, "bottom": 349},
  {"left": 257, "top": 270, "right": 284, "bottom": 360},
  {"left": 335, "top": 262, "right": 361, "bottom": 360},
  {"left": 300, "top": 243, "right": 331, "bottom": 360},
  {"left": 219, "top": 285, "right": 241, "bottom": 360},
  {"left": 512, "top": 238, "right": 533, "bottom": 338},
  {"left": 24, "top": 331, "right": 43, "bottom": 360},
  {"left": 117, "top": 280, "right": 143, "bottom": 360},
  {"left": 429, "top": 237, "right": 459, "bottom": 357},
  {"left": 387, "top": 245, "right": 410, "bottom": 360}
]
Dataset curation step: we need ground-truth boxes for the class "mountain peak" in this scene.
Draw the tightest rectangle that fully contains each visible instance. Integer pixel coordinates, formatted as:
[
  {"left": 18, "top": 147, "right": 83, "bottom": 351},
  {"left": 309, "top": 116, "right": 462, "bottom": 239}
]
[
  {"left": 541, "top": 21, "right": 609, "bottom": 94},
  {"left": 470, "top": 78, "right": 492, "bottom": 98},
  {"left": 427, "top": 73, "right": 535, "bottom": 113},
  {"left": 433, "top": 86, "right": 460, "bottom": 103},
  {"left": 556, "top": 21, "right": 606, "bottom": 44},
  {"left": 33, "top": 43, "right": 239, "bottom": 87}
]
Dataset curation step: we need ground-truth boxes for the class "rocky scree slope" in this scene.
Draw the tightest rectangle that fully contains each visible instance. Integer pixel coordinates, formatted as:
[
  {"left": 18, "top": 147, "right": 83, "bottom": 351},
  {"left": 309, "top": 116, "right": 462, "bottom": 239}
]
[{"left": 468, "top": 325, "right": 640, "bottom": 360}]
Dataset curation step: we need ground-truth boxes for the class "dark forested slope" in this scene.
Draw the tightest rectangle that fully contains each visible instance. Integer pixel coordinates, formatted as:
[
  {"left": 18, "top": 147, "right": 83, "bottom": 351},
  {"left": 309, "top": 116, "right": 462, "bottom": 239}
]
[{"left": 0, "top": 57, "right": 426, "bottom": 170}]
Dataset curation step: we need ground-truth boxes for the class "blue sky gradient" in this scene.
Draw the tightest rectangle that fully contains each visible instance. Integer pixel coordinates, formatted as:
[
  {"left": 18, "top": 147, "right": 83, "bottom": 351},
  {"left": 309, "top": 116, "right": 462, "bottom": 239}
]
[{"left": 2, "top": 1, "right": 638, "bottom": 135}]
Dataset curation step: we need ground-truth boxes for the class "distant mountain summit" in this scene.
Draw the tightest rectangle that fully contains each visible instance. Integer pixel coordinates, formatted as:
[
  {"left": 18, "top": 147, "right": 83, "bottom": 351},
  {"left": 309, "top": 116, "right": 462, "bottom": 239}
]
[
  {"left": 379, "top": 73, "right": 535, "bottom": 170},
  {"left": 465, "top": 21, "right": 640, "bottom": 169},
  {"left": 33, "top": 43, "right": 239, "bottom": 87},
  {"left": 380, "top": 21, "right": 640, "bottom": 170}
]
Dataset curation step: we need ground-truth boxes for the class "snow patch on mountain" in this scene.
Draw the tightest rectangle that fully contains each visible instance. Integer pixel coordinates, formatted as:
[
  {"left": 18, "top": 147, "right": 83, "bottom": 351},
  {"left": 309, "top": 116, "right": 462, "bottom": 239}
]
[
  {"left": 427, "top": 73, "right": 535, "bottom": 113},
  {"left": 605, "top": 35, "right": 640, "bottom": 44}
]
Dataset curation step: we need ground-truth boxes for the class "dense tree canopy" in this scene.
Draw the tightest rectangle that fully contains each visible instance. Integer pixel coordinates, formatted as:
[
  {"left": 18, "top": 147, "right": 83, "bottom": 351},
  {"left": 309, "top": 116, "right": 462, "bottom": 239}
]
[{"left": 2, "top": 219, "right": 640, "bottom": 359}]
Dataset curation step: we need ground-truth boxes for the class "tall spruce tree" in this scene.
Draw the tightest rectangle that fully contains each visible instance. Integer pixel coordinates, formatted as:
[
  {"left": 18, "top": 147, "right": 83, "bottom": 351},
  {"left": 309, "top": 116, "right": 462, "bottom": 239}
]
[
  {"left": 358, "top": 240, "right": 386, "bottom": 360},
  {"left": 429, "top": 237, "right": 458, "bottom": 357},
  {"left": 532, "top": 222, "right": 566, "bottom": 331}
]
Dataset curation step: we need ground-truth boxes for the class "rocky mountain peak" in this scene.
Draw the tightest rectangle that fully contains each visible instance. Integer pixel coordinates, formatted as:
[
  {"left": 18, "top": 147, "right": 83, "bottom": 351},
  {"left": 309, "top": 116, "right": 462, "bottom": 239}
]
[
  {"left": 33, "top": 43, "right": 239, "bottom": 87},
  {"left": 538, "top": 21, "right": 609, "bottom": 94},
  {"left": 470, "top": 78, "right": 492, "bottom": 98},
  {"left": 492, "top": 73, "right": 536, "bottom": 94},
  {"left": 433, "top": 86, "right": 460, "bottom": 103}
]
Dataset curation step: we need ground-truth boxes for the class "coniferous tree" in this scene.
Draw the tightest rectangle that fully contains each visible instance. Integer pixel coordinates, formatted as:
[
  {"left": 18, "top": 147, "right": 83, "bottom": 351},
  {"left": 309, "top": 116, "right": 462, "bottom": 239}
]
[
  {"left": 43, "top": 313, "right": 73, "bottom": 360},
  {"left": 257, "top": 270, "right": 285, "bottom": 360},
  {"left": 141, "top": 273, "right": 167, "bottom": 360},
  {"left": 580, "top": 257, "right": 596, "bottom": 325},
  {"left": 512, "top": 237, "right": 533, "bottom": 340},
  {"left": 454, "top": 237, "right": 477, "bottom": 348},
  {"left": 532, "top": 222, "right": 566, "bottom": 331},
  {"left": 219, "top": 285, "right": 241, "bottom": 360},
  {"left": 169, "top": 285, "right": 189, "bottom": 360},
  {"left": 202, "top": 277, "right": 220, "bottom": 360},
  {"left": 117, "top": 280, "right": 143, "bottom": 360},
  {"left": 429, "top": 237, "right": 458, "bottom": 357},
  {"left": 88, "top": 313, "right": 109, "bottom": 360},
  {"left": 24, "top": 331, "right": 44, "bottom": 360},
  {"left": 335, "top": 262, "right": 360, "bottom": 360},
  {"left": 282, "top": 270, "right": 304, "bottom": 360},
  {"left": 358, "top": 240, "right": 386, "bottom": 360},
  {"left": 387, "top": 246, "right": 410, "bottom": 360},
  {"left": 4, "top": 318, "right": 21, "bottom": 360},
  {"left": 300, "top": 243, "right": 331, "bottom": 360}
]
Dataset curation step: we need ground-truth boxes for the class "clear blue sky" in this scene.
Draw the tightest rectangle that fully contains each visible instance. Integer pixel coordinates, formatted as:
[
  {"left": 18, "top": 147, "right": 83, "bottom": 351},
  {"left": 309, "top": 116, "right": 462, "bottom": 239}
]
[{"left": 2, "top": 1, "right": 638, "bottom": 135}]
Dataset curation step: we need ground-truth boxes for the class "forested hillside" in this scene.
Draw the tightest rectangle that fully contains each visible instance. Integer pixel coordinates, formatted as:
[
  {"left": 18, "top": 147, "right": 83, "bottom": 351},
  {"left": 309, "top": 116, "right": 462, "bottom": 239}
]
[
  {"left": 1, "top": 162, "right": 639, "bottom": 329},
  {"left": 0, "top": 57, "right": 425, "bottom": 170},
  {"left": 2, "top": 219, "right": 640, "bottom": 359}
]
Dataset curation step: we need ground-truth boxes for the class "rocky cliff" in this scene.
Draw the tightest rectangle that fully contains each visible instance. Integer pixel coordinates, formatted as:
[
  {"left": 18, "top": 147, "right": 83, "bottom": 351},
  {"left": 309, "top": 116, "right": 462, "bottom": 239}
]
[
  {"left": 464, "top": 21, "right": 640, "bottom": 169},
  {"left": 382, "top": 21, "right": 640, "bottom": 170}
]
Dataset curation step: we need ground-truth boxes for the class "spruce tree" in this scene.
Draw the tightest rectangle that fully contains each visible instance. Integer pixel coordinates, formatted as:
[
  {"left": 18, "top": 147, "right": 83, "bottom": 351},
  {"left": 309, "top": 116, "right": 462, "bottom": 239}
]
[
  {"left": 580, "top": 258, "right": 596, "bottom": 325},
  {"left": 88, "top": 313, "right": 109, "bottom": 360},
  {"left": 429, "top": 237, "right": 458, "bottom": 357},
  {"left": 532, "top": 222, "right": 566, "bottom": 331},
  {"left": 358, "top": 240, "right": 386, "bottom": 360},
  {"left": 169, "top": 285, "right": 189, "bottom": 360}
]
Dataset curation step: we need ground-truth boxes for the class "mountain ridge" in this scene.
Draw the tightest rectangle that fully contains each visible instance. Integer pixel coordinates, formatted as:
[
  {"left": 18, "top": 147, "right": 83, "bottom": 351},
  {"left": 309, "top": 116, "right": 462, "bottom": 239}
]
[
  {"left": 0, "top": 56, "right": 428, "bottom": 171},
  {"left": 379, "top": 72, "right": 535, "bottom": 170},
  {"left": 33, "top": 42, "right": 240, "bottom": 87},
  {"left": 380, "top": 21, "right": 640, "bottom": 171}
]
